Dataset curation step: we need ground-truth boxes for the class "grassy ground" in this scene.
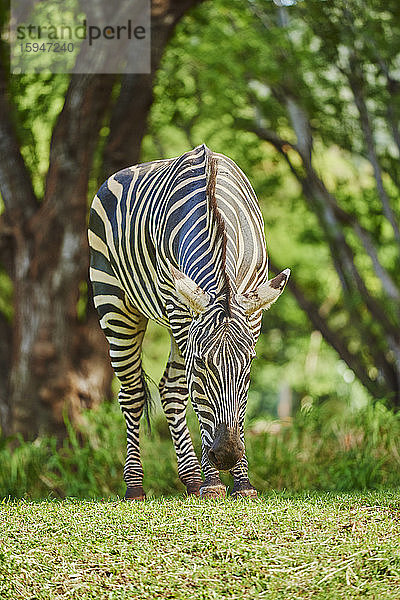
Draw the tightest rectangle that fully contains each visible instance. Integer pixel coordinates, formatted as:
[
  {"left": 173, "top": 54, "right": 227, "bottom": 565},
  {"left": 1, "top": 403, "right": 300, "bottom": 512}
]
[{"left": 1, "top": 491, "right": 400, "bottom": 599}]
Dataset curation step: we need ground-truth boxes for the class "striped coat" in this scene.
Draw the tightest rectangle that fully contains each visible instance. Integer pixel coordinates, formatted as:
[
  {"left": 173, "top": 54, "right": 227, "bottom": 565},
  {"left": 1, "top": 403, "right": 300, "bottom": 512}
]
[{"left": 89, "top": 144, "right": 289, "bottom": 499}]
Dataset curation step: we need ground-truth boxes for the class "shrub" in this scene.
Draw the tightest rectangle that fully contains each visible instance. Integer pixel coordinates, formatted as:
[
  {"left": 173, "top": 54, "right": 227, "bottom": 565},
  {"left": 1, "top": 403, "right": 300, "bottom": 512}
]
[{"left": 1, "top": 400, "right": 400, "bottom": 499}]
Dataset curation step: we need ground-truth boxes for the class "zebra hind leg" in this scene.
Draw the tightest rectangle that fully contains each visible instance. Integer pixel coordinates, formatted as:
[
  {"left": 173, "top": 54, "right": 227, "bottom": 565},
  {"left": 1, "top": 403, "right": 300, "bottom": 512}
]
[
  {"left": 95, "top": 291, "right": 149, "bottom": 501},
  {"left": 119, "top": 369, "right": 149, "bottom": 502},
  {"left": 159, "top": 337, "right": 202, "bottom": 496}
]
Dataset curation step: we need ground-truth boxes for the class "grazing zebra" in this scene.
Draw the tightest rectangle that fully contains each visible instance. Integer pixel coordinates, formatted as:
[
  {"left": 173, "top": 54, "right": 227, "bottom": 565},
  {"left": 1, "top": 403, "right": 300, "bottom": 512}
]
[{"left": 88, "top": 144, "right": 289, "bottom": 500}]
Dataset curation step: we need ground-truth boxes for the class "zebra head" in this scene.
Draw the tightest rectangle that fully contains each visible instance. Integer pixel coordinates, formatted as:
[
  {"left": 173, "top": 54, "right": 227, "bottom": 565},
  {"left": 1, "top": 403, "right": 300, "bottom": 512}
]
[{"left": 170, "top": 264, "right": 290, "bottom": 471}]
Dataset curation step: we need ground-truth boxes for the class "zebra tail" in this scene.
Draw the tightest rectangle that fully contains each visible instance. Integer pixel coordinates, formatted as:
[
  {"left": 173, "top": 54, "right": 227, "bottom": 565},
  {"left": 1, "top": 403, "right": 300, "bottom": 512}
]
[{"left": 141, "top": 370, "right": 155, "bottom": 434}]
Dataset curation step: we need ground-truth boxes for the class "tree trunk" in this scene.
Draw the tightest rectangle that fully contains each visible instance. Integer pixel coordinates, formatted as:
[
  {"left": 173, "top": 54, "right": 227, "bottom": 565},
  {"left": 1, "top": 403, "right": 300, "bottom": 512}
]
[
  {"left": 7, "top": 75, "right": 116, "bottom": 438},
  {"left": 0, "top": 311, "right": 11, "bottom": 433}
]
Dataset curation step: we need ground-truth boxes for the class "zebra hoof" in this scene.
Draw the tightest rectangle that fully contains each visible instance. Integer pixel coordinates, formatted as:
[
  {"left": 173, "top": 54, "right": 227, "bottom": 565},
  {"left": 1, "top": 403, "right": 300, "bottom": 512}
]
[
  {"left": 125, "top": 486, "right": 146, "bottom": 501},
  {"left": 199, "top": 484, "right": 227, "bottom": 499},
  {"left": 185, "top": 480, "right": 203, "bottom": 496},
  {"left": 231, "top": 487, "right": 258, "bottom": 500}
]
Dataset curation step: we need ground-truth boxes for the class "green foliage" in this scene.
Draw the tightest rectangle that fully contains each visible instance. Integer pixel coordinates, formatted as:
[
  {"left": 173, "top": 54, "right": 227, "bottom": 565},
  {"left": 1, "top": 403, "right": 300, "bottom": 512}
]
[
  {"left": 142, "top": 0, "right": 400, "bottom": 407},
  {"left": 9, "top": 74, "right": 68, "bottom": 198},
  {"left": 0, "top": 270, "right": 13, "bottom": 321},
  {"left": 1, "top": 399, "right": 400, "bottom": 500},
  {"left": 248, "top": 400, "right": 400, "bottom": 492},
  {"left": 1, "top": 492, "right": 400, "bottom": 599}
]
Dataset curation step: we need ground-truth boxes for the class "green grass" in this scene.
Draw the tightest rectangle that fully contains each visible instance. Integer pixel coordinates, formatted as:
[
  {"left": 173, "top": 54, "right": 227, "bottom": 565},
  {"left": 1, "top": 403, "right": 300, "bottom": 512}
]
[
  {"left": 2, "top": 402, "right": 400, "bottom": 598},
  {"left": 1, "top": 492, "right": 400, "bottom": 599}
]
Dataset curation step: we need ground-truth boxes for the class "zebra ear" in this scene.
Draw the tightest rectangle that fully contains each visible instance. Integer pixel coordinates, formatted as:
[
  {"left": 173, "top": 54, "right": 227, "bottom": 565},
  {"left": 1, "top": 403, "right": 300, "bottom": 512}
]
[
  {"left": 236, "top": 269, "right": 290, "bottom": 315},
  {"left": 168, "top": 262, "right": 211, "bottom": 314}
]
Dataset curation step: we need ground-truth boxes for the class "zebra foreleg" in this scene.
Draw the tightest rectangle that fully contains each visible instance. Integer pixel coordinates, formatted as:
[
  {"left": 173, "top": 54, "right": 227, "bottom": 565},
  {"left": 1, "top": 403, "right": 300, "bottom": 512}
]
[
  {"left": 199, "top": 446, "right": 227, "bottom": 498},
  {"left": 229, "top": 452, "right": 257, "bottom": 499},
  {"left": 160, "top": 338, "right": 202, "bottom": 495}
]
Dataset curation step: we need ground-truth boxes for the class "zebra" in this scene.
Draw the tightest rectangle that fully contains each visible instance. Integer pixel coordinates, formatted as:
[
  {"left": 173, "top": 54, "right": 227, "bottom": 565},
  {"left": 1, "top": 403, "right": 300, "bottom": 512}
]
[{"left": 88, "top": 144, "right": 290, "bottom": 500}]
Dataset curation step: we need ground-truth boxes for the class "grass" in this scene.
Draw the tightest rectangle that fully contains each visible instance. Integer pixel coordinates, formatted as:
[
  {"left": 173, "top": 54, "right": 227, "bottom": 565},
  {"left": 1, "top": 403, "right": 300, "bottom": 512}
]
[
  {"left": 1, "top": 491, "right": 400, "bottom": 599},
  {"left": 2, "top": 401, "right": 400, "bottom": 598}
]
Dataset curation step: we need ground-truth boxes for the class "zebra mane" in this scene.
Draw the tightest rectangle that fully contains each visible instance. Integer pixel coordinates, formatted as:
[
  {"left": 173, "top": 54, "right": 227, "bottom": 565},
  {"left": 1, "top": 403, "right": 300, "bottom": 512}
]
[{"left": 206, "top": 150, "right": 232, "bottom": 317}]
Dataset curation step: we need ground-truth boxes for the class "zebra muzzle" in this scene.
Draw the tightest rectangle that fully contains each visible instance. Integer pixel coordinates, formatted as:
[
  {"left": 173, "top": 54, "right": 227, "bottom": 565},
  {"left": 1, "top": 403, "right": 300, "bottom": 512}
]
[{"left": 207, "top": 423, "right": 245, "bottom": 471}]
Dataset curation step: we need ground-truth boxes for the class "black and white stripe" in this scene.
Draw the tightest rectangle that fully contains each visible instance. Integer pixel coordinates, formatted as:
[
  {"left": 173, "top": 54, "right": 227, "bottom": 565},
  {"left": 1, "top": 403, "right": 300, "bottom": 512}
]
[{"left": 88, "top": 144, "right": 289, "bottom": 499}]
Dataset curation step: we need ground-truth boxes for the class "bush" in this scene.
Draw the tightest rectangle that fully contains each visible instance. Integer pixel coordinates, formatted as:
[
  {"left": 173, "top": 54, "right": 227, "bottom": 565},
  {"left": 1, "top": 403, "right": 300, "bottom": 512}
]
[
  {"left": 1, "top": 400, "right": 400, "bottom": 499},
  {"left": 247, "top": 400, "right": 400, "bottom": 491}
]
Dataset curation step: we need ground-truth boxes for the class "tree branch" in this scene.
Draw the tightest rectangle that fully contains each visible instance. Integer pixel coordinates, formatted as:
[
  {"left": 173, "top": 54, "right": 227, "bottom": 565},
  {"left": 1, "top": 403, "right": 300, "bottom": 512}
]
[
  {"left": 300, "top": 166, "right": 400, "bottom": 344},
  {"left": 346, "top": 54, "right": 400, "bottom": 245},
  {"left": 361, "top": 35, "right": 400, "bottom": 159},
  {"left": 252, "top": 124, "right": 297, "bottom": 154},
  {"left": 101, "top": 0, "right": 206, "bottom": 178},
  {"left": 0, "top": 62, "right": 38, "bottom": 225},
  {"left": 269, "top": 259, "right": 392, "bottom": 401},
  {"left": 254, "top": 116, "right": 400, "bottom": 400},
  {"left": 331, "top": 202, "right": 400, "bottom": 303},
  {"left": 253, "top": 123, "right": 400, "bottom": 304}
]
